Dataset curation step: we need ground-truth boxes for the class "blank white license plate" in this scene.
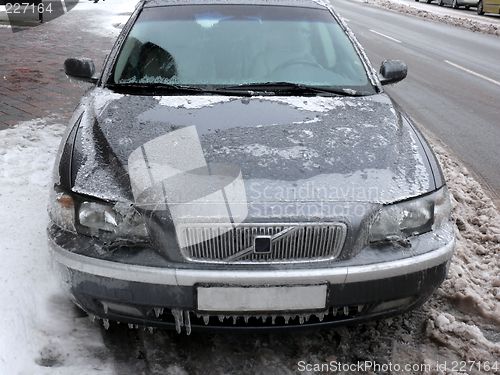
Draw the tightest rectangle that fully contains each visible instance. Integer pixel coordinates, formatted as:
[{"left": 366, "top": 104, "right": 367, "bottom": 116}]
[{"left": 196, "top": 284, "right": 327, "bottom": 312}]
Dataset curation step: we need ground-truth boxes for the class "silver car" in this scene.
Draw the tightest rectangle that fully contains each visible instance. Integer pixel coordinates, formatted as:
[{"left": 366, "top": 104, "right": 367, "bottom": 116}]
[
  {"left": 48, "top": 0, "right": 455, "bottom": 334},
  {"left": 436, "top": 0, "right": 479, "bottom": 9}
]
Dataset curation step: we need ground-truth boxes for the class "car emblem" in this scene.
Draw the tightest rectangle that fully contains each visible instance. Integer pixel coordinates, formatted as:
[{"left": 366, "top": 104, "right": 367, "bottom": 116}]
[
  {"left": 224, "top": 227, "right": 300, "bottom": 261},
  {"left": 253, "top": 235, "right": 272, "bottom": 254}
]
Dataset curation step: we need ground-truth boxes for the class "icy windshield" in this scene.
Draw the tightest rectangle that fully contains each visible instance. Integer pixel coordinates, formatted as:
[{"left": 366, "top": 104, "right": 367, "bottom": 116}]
[{"left": 111, "top": 5, "right": 374, "bottom": 91}]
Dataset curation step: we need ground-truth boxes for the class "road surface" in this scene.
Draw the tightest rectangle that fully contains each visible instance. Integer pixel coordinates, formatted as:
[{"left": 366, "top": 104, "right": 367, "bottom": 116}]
[{"left": 334, "top": 0, "right": 500, "bottom": 205}]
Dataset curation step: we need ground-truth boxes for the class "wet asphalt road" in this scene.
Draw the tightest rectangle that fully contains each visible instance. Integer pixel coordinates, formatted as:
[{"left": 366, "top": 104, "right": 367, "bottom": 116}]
[{"left": 333, "top": 0, "right": 500, "bottom": 205}]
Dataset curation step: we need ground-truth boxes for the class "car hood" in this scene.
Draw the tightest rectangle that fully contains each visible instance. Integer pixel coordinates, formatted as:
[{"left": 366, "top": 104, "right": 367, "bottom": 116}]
[{"left": 69, "top": 88, "right": 436, "bottom": 218}]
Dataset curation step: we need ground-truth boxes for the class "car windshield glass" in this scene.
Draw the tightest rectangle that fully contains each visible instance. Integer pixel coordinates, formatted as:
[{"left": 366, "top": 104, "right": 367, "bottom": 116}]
[{"left": 110, "top": 5, "right": 375, "bottom": 94}]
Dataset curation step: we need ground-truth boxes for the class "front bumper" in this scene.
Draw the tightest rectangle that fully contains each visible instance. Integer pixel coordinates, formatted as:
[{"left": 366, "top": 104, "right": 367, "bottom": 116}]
[{"left": 48, "top": 224, "right": 455, "bottom": 333}]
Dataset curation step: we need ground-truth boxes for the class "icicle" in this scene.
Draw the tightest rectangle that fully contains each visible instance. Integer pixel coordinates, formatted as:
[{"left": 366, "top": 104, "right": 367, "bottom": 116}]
[
  {"left": 261, "top": 315, "right": 268, "bottom": 323},
  {"left": 232, "top": 316, "right": 238, "bottom": 325},
  {"left": 116, "top": 321, "right": 121, "bottom": 325},
  {"left": 128, "top": 323, "right": 134, "bottom": 329},
  {"left": 358, "top": 305, "right": 363, "bottom": 312},
  {"left": 244, "top": 316, "right": 249, "bottom": 323},
  {"left": 343, "top": 306, "right": 349, "bottom": 316},
  {"left": 203, "top": 315, "right": 210, "bottom": 325},
  {"left": 88, "top": 314, "right": 96, "bottom": 323},
  {"left": 324, "top": 308, "right": 329, "bottom": 316},
  {"left": 196, "top": 314, "right": 202, "bottom": 319},
  {"left": 148, "top": 327, "right": 154, "bottom": 334},
  {"left": 135, "top": 324, "right": 139, "bottom": 329},
  {"left": 154, "top": 308, "right": 164, "bottom": 318},
  {"left": 102, "top": 303, "right": 109, "bottom": 314},
  {"left": 184, "top": 311, "right": 191, "bottom": 336},
  {"left": 103, "top": 319, "right": 110, "bottom": 330},
  {"left": 316, "top": 313, "right": 325, "bottom": 322},
  {"left": 171, "top": 309, "right": 184, "bottom": 334},
  {"left": 284, "top": 315, "right": 290, "bottom": 324},
  {"left": 332, "top": 308, "right": 338, "bottom": 316},
  {"left": 299, "top": 315, "right": 305, "bottom": 325},
  {"left": 218, "top": 315, "right": 224, "bottom": 323},
  {"left": 271, "top": 315, "right": 277, "bottom": 325}
]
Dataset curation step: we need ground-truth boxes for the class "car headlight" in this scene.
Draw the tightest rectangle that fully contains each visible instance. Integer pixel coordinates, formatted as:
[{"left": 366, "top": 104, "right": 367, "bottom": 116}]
[
  {"left": 369, "top": 186, "right": 451, "bottom": 243},
  {"left": 78, "top": 201, "right": 149, "bottom": 238},
  {"left": 49, "top": 188, "right": 148, "bottom": 238}
]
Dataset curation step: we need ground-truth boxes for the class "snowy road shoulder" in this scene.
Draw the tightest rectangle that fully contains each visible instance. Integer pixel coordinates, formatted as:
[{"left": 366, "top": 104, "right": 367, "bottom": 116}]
[
  {"left": 0, "top": 117, "right": 114, "bottom": 375},
  {"left": 360, "top": 0, "right": 500, "bottom": 37},
  {"left": 423, "top": 133, "right": 500, "bottom": 363}
]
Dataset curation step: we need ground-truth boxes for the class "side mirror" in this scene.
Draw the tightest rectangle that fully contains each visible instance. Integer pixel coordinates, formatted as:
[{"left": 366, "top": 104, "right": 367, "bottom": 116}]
[
  {"left": 379, "top": 60, "right": 407, "bottom": 86},
  {"left": 64, "top": 57, "right": 97, "bottom": 83}
]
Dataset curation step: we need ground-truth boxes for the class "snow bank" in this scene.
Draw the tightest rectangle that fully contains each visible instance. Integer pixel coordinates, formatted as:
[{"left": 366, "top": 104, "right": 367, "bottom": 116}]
[
  {"left": 363, "top": 0, "right": 500, "bottom": 37},
  {"left": 0, "top": 117, "right": 113, "bottom": 375},
  {"left": 423, "top": 136, "right": 500, "bottom": 364}
]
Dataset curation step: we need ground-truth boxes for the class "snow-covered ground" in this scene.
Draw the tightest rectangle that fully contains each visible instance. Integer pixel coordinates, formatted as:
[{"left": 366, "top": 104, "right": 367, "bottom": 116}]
[
  {"left": 416, "top": 131, "right": 500, "bottom": 367},
  {"left": 0, "top": 116, "right": 115, "bottom": 374},
  {"left": 1, "top": 0, "right": 500, "bottom": 373},
  {"left": 362, "top": 0, "right": 500, "bottom": 37}
]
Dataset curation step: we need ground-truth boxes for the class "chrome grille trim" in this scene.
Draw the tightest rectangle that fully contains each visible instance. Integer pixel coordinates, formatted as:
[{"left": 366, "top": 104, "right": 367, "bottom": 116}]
[{"left": 177, "top": 223, "right": 347, "bottom": 264}]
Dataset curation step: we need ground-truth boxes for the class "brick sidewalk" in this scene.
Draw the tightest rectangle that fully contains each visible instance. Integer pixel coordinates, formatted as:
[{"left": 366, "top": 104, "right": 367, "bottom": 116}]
[{"left": 0, "top": 10, "right": 119, "bottom": 129}]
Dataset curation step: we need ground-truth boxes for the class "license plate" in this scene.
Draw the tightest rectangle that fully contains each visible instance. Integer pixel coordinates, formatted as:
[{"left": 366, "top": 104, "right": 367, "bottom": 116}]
[{"left": 196, "top": 284, "right": 327, "bottom": 312}]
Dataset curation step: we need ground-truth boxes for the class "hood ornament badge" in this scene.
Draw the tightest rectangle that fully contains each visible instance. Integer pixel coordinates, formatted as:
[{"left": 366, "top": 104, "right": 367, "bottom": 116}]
[{"left": 224, "top": 227, "right": 299, "bottom": 262}]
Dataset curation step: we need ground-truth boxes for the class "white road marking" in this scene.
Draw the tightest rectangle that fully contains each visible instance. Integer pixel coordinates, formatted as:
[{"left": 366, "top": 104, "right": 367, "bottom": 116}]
[
  {"left": 445, "top": 60, "right": 500, "bottom": 87},
  {"left": 369, "top": 29, "right": 402, "bottom": 43}
]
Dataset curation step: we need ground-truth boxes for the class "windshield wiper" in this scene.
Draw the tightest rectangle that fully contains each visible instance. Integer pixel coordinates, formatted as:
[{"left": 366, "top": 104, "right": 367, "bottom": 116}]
[
  {"left": 213, "top": 82, "right": 370, "bottom": 96},
  {"left": 107, "top": 82, "right": 263, "bottom": 96},
  {"left": 107, "top": 82, "right": 207, "bottom": 94},
  {"left": 107, "top": 82, "right": 371, "bottom": 97}
]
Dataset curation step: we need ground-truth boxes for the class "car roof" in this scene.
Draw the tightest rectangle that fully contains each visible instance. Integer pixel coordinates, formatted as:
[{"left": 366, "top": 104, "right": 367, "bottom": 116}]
[{"left": 143, "top": 0, "right": 329, "bottom": 10}]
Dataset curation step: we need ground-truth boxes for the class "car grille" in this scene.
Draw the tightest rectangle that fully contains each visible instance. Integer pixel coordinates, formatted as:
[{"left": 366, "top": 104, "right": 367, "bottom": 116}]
[{"left": 177, "top": 223, "right": 347, "bottom": 264}]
